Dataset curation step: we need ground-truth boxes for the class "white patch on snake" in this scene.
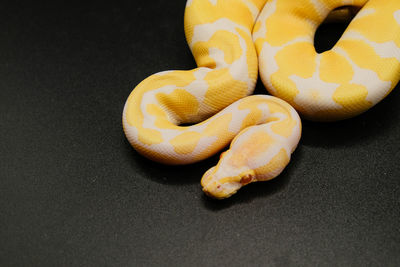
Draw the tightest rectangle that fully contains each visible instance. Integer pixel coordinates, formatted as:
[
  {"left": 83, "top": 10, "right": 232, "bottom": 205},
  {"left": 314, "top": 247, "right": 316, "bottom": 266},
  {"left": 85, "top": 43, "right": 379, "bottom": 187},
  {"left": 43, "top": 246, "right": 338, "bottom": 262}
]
[
  {"left": 186, "top": 0, "right": 194, "bottom": 8},
  {"left": 252, "top": 0, "right": 277, "bottom": 41},
  {"left": 248, "top": 142, "right": 284, "bottom": 172},
  {"left": 334, "top": 47, "right": 392, "bottom": 105},
  {"left": 138, "top": 80, "right": 218, "bottom": 146},
  {"left": 255, "top": 103, "right": 272, "bottom": 126},
  {"left": 208, "top": 47, "right": 228, "bottom": 68},
  {"left": 340, "top": 0, "right": 357, "bottom": 5},
  {"left": 341, "top": 30, "right": 400, "bottom": 61},
  {"left": 310, "top": 0, "right": 329, "bottom": 20},
  {"left": 140, "top": 84, "right": 178, "bottom": 124},
  {"left": 250, "top": 111, "right": 300, "bottom": 173},
  {"left": 190, "top": 136, "right": 218, "bottom": 157},
  {"left": 394, "top": 10, "right": 400, "bottom": 25},
  {"left": 122, "top": 103, "right": 139, "bottom": 146},
  {"left": 291, "top": 54, "right": 342, "bottom": 111},
  {"left": 191, "top": 18, "right": 254, "bottom": 95},
  {"left": 123, "top": 97, "right": 237, "bottom": 164},
  {"left": 190, "top": 18, "right": 250, "bottom": 46},
  {"left": 224, "top": 124, "right": 284, "bottom": 172},
  {"left": 258, "top": 37, "right": 311, "bottom": 95},
  {"left": 185, "top": 67, "right": 213, "bottom": 115},
  {"left": 229, "top": 110, "right": 250, "bottom": 133},
  {"left": 352, "top": 8, "right": 375, "bottom": 20},
  {"left": 229, "top": 37, "right": 254, "bottom": 90},
  {"left": 263, "top": 102, "right": 300, "bottom": 153}
]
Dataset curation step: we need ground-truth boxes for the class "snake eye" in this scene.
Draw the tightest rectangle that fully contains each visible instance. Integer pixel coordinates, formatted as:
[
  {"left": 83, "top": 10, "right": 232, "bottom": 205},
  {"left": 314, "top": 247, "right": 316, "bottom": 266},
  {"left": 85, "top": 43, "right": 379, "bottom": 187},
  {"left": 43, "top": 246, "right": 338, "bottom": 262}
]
[{"left": 240, "top": 173, "right": 253, "bottom": 185}]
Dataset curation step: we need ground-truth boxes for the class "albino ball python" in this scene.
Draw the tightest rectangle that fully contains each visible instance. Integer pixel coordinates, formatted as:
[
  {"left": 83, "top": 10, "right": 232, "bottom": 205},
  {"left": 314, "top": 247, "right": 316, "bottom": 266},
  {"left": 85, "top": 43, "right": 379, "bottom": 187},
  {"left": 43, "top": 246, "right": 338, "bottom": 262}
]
[{"left": 123, "top": 0, "right": 400, "bottom": 199}]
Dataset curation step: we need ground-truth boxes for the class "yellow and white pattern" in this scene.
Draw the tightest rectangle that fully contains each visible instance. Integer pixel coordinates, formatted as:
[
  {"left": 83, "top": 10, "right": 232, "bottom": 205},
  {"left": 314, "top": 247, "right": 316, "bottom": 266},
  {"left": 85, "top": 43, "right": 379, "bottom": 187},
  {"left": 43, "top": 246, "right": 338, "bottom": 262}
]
[
  {"left": 123, "top": 0, "right": 400, "bottom": 199},
  {"left": 254, "top": 0, "right": 400, "bottom": 120}
]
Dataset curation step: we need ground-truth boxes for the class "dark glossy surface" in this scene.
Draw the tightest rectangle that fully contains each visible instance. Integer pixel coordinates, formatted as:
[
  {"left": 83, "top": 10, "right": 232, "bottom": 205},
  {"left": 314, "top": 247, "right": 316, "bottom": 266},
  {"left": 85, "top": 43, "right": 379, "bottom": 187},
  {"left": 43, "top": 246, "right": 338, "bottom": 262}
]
[{"left": 1, "top": 1, "right": 399, "bottom": 266}]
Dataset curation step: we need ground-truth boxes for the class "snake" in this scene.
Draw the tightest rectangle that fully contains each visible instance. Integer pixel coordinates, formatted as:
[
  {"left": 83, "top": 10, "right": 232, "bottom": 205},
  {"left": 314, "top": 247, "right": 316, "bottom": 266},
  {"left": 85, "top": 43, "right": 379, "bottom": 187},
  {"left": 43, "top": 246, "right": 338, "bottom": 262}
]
[{"left": 123, "top": 0, "right": 400, "bottom": 199}]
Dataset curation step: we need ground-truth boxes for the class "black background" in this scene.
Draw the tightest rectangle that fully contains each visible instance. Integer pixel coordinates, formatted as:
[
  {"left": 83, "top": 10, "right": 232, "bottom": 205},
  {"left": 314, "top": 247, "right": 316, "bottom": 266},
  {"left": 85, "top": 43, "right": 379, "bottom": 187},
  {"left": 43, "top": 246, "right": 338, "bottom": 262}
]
[{"left": 1, "top": 1, "right": 399, "bottom": 266}]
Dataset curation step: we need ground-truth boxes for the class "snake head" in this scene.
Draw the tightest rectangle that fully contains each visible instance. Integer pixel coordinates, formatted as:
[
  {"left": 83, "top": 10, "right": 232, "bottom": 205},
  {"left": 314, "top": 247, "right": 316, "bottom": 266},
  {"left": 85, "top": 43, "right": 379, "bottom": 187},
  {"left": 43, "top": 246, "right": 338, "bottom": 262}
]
[{"left": 201, "top": 152, "right": 256, "bottom": 199}]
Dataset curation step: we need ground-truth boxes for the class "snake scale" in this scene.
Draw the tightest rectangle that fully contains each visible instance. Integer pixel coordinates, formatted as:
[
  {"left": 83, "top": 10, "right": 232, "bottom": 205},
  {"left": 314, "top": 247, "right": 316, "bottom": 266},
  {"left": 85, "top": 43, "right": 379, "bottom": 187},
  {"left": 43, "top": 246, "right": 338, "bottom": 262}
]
[{"left": 123, "top": 0, "right": 400, "bottom": 199}]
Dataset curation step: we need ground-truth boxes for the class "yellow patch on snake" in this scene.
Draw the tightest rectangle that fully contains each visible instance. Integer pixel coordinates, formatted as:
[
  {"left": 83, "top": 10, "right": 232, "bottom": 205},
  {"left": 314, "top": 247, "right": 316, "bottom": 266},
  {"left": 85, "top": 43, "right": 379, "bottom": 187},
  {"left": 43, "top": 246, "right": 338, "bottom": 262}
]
[
  {"left": 254, "top": 148, "right": 289, "bottom": 181},
  {"left": 155, "top": 89, "right": 199, "bottom": 121},
  {"left": 138, "top": 129, "right": 163, "bottom": 146},
  {"left": 146, "top": 104, "right": 179, "bottom": 130},
  {"left": 350, "top": 1, "right": 400, "bottom": 47},
  {"left": 237, "top": 27, "right": 258, "bottom": 80},
  {"left": 170, "top": 132, "right": 202, "bottom": 154},
  {"left": 250, "top": 0, "right": 268, "bottom": 9},
  {"left": 319, "top": 51, "right": 354, "bottom": 83},
  {"left": 185, "top": 0, "right": 256, "bottom": 44},
  {"left": 264, "top": 0, "right": 318, "bottom": 46},
  {"left": 275, "top": 42, "right": 317, "bottom": 78},
  {"left": 144, "top": 71, "right": 197, "bottom": 90},
  {"left": 338, "top": 40, "right": 400, "bottom": 84},
  {"left": 253, "top": 21, "right": 262, "bottom": 35},
  {"left": 125, "top": 70, "right": 197, "bottom": 127},
  {"left": 191, "top": 30, "right": 242, "bottom": 68},
  {"left": 166, "top": 113, "right": 234, "bottom": 158},
  {"left": 124, "top": 71, "right": 199, "bottom": 147},
  {"left": 332, "top": 83, "right": 371, "bottom": 113},
  {"left": 203, "top": 69, "right": 248, "bottom": 110},
  {"left": 204, "top": 113, "right": 233, "bottom": 137},
  {"left": 268, "top": 42, "right": 316, "bottom": 104},
  {"left": 228, "top": 131, "right": 274, "bottom": 168},
  {"left": 269, "top": 74, "right": 299, "bottom": 105},
  {"left": 267, "top": 102, "right": 297, "bottom": 138},
  {"left": 237, "top": 99, "right": 264, "bottom": 129},
  {"left": 321, "top": 0, "right": 366, "bottom": 9}
]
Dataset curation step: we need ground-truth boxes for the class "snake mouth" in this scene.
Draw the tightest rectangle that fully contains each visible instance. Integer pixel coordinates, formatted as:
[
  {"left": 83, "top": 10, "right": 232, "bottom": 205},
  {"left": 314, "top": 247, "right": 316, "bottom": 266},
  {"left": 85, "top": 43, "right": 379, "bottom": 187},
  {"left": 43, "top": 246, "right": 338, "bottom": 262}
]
[
  {"left": 202, "top": 184, "right": 240, "bottom": 200},
  {"left": 201, "top": 170, "right": 256, "bottom": 199},
  {"left": 200, "top": 169, "right": 237, "bottom": 199},
  {"left": 202, "top": 187, "right": 224, "bottom": 199}
]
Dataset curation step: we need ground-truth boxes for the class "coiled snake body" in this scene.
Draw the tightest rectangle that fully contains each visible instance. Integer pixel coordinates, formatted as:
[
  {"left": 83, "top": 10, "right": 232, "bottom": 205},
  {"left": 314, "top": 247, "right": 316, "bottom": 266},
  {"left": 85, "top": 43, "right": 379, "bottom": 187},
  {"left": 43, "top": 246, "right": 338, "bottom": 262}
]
[{"left": 123, "top": 0, "right": 400, "bottom": 199}]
